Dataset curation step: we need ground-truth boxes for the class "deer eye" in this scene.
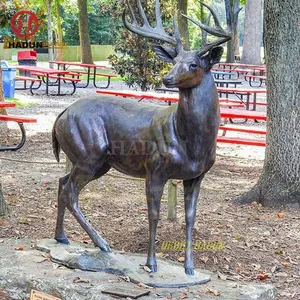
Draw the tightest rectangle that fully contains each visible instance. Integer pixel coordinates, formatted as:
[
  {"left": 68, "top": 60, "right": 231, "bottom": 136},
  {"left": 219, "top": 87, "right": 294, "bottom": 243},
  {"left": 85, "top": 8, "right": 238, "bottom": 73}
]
[{"left": 189, "top": 64, "right": 198, "bottom": 72}]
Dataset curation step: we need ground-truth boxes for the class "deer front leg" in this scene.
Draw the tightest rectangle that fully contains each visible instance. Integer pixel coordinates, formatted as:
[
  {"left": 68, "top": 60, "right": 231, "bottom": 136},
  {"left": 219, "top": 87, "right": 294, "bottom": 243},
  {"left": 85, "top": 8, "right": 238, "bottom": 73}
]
[
  {"left": 183, "top": 175, "right": 204, "bottom": 275},
  {"left": 145, "top": 175, "right": 165, "bottom": 273}
]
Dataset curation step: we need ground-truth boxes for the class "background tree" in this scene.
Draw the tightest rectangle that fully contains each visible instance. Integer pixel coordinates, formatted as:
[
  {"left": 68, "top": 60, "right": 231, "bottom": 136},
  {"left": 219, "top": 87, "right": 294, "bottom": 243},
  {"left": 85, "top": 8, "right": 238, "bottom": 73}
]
[
  {"left": 108, "top": 0, "right": 174, "bottom": 91},
  {"left": 177, "top": 0, "right": 190, "bottom": 50},
  {"left": 77, "top": 0, "right": 93, "bottom": 64},
  {"left": 241, "top": 0, "right": 263, "bottom": 65},
  {"left": 0, "top": 183, "right": 8, "bottom": 217},
  {"left": 44, "top": 0, "right": 54, "bottom": 67},
  {"left": 235, "top": 0, "right": 300, "bottom": 208},
  {"left": 54, "top": 0, "right": 63, "bottom": 61},
  {"left": 224, "top": 0, "right": 242, "bottom": 62}
]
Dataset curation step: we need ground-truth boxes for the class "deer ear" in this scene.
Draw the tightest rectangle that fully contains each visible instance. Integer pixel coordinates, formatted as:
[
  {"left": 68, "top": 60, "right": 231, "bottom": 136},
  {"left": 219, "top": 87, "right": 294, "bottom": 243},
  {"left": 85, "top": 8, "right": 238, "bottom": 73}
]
[
  {"left": 152, "top": 45, "right": 177, "bottom": 63},
  {"left": 198, "top": 46, "right": 224, "bottom": 70},
  {"left": 209, "top": 46, "right": 224, "bottom": 65}
]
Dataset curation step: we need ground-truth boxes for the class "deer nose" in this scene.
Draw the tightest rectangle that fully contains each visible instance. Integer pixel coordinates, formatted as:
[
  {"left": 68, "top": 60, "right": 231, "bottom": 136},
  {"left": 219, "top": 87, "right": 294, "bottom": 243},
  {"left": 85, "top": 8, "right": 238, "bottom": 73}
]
[{"left": 163, "top": 75, "right": 175, "bottom": 85}]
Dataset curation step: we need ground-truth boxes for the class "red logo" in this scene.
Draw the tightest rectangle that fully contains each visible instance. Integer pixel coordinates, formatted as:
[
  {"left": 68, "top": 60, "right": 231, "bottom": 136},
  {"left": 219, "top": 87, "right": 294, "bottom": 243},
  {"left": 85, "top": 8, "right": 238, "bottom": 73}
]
[{"left": 11, "top": 10, "right": 39, "bottom": 39}]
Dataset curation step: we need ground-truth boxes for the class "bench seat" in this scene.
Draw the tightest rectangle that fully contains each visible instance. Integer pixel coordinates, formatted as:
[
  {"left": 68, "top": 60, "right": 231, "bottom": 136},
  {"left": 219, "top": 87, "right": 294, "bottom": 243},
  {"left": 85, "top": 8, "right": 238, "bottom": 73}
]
[
  {"left": 0, "top": 114, "right": 37, "bottom": 151},
  {"left": 219, "top": 125, "right": 266, "bottom": 134},
  {"left": 217, "top": 136, "right": 266, "bottom": 147}
]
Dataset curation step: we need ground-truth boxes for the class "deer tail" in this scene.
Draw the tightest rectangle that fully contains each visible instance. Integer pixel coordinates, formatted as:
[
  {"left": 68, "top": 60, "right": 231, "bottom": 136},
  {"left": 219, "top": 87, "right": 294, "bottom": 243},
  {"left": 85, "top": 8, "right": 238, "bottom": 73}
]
[{"left": 52, "top": 109, "right": 67, "bottom": 163}]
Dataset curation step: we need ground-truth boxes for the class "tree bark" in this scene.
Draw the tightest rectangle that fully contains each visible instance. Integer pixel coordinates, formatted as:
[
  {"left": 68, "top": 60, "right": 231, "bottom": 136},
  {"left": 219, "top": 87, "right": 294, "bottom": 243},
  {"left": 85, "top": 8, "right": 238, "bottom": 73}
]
[
  {"left": 225, "top": 0, "right": 241, "bottom": 63},
  {"left": 0, "top": 182, "right": 8, "bottom": 216},
  {"left": 46, "top": 0, "right": 54, "bottom": 68},
  {"left": 77, "top": 0, "right": 93, "bottom": 64},
  {"left": 55, "top": 0, "right": 63, "bottom": 61},
  {"left": 241, "top": 0, "right": 263, "bottom": 65},
  {"left": 234, "top": 0, "right": 300, "bottom": 208},
  {"left": 177, "top": 0, "right": 190, "bottom": 50}
]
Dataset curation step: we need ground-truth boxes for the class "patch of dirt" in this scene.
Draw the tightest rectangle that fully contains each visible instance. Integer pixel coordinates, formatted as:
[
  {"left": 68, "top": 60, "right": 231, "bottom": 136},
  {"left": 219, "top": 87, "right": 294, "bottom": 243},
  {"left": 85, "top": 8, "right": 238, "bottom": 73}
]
[{"left": 0, "top": 81, "right": 299, "bottom": 300}]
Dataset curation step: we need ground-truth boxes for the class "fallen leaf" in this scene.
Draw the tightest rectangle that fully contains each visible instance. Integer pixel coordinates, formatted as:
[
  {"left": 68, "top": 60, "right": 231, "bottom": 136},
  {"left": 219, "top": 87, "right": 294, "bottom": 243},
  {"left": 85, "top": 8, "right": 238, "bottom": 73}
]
[
  {"left": 73, "top": 277, "right": 90, "bottom": 283},
  {"left": 143, "top": 265, "right": 152, "bottom": 273},
  {"left": 0, "top": 220, "right": 10, "bottom": 227},
  {"left": 277, "top": 212, "right": 284, "bottom": 218},
  {"left": 18, "top": 217, "right": 31, "bottom": 225},
  {"left": 177, "top": 256, "right": 185, "bottom": 263},
  {"left": 274, "top": 272, "right": 288, "bottom": 277},
  {"left": 275, "top": 249, "right": 285, "bottom": 255},
  {"left": 119, "top": 275, "right": 130, "bottom": 282},
  {"left": 205, "top": 288, "right": 220, "bottom": 296},
  {"left": 217, "top": 272, "right": 227, "bottom": 281},
  {"left": 15, "top": 246, "right": 24, "bottom": 251},
  {"left": 137, "top": 282, "right": 152, "bottom": 289},
  {"left": 281, "top": 262, "right": 289, "bottom": 267},
  {"left": 236, "top": 267, "right": 241, "bottom": 273},
  {"left": 180, "top": 292, "right": 189, "bottom": 299},
  {"left": 252, "top": 264, "right": 261, "bottom": 271},
  {"left": 200, "top": 256, "right": 209, "bottom": 264},
  {"left": 257, "top": 273, "right": 269, "bottom": 280}
]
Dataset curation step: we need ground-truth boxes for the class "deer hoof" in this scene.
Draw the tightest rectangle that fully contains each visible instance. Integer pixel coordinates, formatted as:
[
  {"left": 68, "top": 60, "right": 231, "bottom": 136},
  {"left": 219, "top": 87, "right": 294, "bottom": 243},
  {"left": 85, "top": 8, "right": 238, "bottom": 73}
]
[
  {"left": 99, "top": 243, "right": 112, "bottom": 253},
  {"left": 55, "top": 237, "right": 70, "bottom": 245},
  {"left": 185, "top": 267, "right": 195, "bottom": 276}
]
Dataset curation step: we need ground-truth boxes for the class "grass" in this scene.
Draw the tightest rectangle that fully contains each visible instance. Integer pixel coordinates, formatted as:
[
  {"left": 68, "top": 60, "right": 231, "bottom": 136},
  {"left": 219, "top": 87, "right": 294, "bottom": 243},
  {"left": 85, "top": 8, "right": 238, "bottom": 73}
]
[{"left": 5, "top": 97, "right": 38, "bottom": 108}]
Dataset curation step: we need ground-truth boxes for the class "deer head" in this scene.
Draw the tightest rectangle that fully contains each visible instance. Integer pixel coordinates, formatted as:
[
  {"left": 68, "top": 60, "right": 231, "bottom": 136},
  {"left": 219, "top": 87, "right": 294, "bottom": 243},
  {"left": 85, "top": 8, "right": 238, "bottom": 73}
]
[{"left": 123, "top": 0, "right": 231, "bottom": 89}]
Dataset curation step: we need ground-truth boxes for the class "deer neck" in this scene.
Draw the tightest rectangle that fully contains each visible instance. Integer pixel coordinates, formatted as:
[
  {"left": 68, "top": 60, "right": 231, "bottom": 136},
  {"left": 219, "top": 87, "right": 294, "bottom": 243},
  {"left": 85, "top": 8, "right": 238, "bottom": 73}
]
[{"left": 175, "top": 72, "right": 219, "bottom": 141}]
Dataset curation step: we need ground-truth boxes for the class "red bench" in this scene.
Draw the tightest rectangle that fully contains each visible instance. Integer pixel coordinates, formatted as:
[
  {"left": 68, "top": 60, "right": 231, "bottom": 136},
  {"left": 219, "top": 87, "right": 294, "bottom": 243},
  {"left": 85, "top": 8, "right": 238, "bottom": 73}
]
[
  {"left": 0, "top": 114, "right": 37, "bottom": 151},
  {"left": 217, "top": 124, "right": 266, "bottom": 147},
  {"left": 219, "top": 97, "right": 267, "bottom": 106},
  {"left": 217, "top": 136, "right": 266, "bottom": 147},
  {"left": 15, "top": 75, "right": 42, "bottom": 92},
  {"left": 0, "top": 102, "right": 16, "bottom": 108},
  {"left": 219, "top": 125, "right": 266, "bottom": 135}
]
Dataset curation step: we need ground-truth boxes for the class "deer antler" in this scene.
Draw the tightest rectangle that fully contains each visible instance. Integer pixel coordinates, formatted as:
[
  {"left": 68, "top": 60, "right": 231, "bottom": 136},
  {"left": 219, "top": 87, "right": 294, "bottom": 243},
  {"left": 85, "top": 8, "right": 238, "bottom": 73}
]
[
  {"left": 181, "top": 1, "right": 231, "bottom": 56},
  {"left": 123, "top": 0, "right": 183, "bottom": 53}
]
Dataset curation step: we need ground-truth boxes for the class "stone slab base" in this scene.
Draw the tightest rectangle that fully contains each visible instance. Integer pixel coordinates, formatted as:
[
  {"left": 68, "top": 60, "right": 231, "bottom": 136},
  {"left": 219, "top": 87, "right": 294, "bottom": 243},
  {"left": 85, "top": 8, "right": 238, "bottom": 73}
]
[{"left": 0, "top": 238, "right": 276, "bottom": 300}]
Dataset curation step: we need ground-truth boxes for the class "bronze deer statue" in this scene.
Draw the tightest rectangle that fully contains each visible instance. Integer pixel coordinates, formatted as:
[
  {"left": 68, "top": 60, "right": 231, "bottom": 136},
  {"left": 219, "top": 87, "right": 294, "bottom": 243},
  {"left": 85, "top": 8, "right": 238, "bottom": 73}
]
[{"left": 52, "top": 0, "right": 231, "bottom": 275}]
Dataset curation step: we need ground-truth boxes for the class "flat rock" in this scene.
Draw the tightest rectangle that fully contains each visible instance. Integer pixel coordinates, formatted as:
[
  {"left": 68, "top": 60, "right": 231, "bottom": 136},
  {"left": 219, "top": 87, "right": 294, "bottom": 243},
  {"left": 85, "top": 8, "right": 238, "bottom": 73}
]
[
  {"left": 0, "top": 238, "right": 276, "bottom": 299},
  {"left": 36, "top": 239, "right": 210, "bottom": 288}
]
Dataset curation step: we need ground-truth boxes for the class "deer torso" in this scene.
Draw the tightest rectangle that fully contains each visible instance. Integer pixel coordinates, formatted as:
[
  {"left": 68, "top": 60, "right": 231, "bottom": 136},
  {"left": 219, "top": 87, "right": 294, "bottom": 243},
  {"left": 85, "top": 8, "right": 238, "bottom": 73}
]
[{"left": 55, "top": 73, "right": 219, "bottom": 181}]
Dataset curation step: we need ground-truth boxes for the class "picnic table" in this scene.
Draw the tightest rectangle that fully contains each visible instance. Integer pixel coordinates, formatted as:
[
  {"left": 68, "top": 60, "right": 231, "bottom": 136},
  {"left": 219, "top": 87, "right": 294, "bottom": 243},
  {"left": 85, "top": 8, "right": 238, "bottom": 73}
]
[
  {"left": 212, "top": 70, "right": 234, "bottom": 80},
  {"left": 50, "top": 61, "right": 117, "bottom": 89},
  {"left": 0, "top": 101, "right": 37, "bottom": 151},
  {"left": 15, "top": 66, "right": 78, "bottom": 96},
  {"left": 217, "top": 87, "right": 267, "bottom": 111},
  {"left": 95, "top": 89, "right": 266, "bottom": 120},
  {"left": 95, "top": 90, "right": 267, "bottom": 147}
]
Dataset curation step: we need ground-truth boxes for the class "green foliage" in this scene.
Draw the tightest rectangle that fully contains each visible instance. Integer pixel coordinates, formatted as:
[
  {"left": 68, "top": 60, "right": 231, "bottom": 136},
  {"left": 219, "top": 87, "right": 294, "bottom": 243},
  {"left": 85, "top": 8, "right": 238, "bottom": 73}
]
[
  {"left": 0, "top": 1, "right": 17, "bottom": 27},
  {"left": 108, "top": 0, "right": 174, "bottom": 91}
]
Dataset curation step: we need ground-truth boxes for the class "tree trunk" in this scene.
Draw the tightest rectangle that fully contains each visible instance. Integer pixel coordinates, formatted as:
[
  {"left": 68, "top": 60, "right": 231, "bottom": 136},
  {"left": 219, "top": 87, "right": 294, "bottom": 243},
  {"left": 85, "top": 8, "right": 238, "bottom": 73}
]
[
  {"left": 177, "top": 0, "right": 190, "bottom": 50},
  {"left": 234, "top": 0, "right": 300, "bottom": 208},
  {"left": 225, "top": 0, "right": 241, "bottom": 63},
  {"left": 77, "top": 0, "right": 93, "bottom": 64},
  {"left": 55, "top": 0, "right": 63, "bottom": 61},
  {"left": 241, "top": 0, "right": 263, "bottom": 65},
  {"left": 0, "top": 182, "right": 8, "bottom": 216},
  {"left": 46, "top": 0, "right": 54, "bottom": 68}
]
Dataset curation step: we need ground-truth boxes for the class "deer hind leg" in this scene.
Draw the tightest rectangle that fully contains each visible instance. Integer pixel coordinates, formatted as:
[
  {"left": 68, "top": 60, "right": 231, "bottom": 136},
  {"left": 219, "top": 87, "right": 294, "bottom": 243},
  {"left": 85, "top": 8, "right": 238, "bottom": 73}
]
[
  {"left": 183, "top": 175, "right": 204, "bottom": 275},
  {"left": 55, "top": 173, "right": 70, "bottom": 244},
  {"left": 56, "top": 162, "right": 111, "bottom": 252},
  {"left": 145, "top": 174, "right": 166, "bottom": 272}
]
